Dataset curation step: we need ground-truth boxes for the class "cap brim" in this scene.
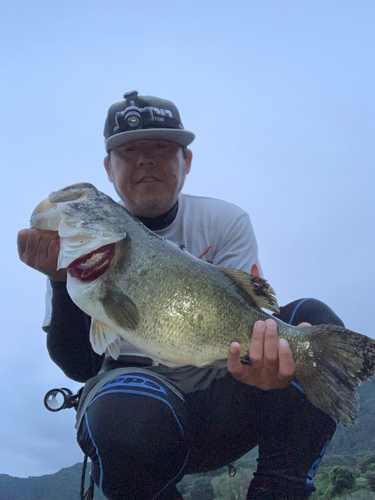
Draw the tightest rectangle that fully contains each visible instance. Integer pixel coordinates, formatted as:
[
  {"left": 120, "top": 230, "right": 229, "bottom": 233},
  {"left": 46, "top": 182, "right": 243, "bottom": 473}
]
[{"left": 105, "top": 129, "right": 195, "bottom": 151}]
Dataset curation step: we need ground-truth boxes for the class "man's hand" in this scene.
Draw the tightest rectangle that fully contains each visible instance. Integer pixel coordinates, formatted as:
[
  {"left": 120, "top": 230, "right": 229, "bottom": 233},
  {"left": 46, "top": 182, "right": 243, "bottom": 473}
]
[
  {"left": 227, "top": 319, "right": 296, "bottom": 390},
  {"left": 17, "top": 228, "right": 67, "bottom": 281}
]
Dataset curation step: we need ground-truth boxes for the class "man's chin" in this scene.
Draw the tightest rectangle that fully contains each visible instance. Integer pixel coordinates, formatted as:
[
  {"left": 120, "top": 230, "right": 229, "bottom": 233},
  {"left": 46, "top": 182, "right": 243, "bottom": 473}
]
[{"left": 131, "top": 197, "right": 173, "bottom": 218}]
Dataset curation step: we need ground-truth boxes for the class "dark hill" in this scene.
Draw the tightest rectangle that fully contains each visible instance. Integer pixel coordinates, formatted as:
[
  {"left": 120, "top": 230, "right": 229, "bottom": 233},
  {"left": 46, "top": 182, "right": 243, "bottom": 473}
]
[{"left": 0, "top": 463, "right": 106, "bottom": 500}]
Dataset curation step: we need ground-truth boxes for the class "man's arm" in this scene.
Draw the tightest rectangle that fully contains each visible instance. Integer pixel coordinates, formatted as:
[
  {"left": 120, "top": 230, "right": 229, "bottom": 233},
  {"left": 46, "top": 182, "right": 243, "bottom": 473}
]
[
  {"left": 45, "top": 281, "right": 103, "bottom": 381},
  {"left": 17, "top": 228, "right": 102, "bottom": 381}
]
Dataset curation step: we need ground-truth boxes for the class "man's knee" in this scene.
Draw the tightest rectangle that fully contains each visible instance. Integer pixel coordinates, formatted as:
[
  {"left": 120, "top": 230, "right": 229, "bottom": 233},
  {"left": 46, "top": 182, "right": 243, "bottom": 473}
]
[{"left": 274, "top": 297, "right": 345, "bottom": 327}]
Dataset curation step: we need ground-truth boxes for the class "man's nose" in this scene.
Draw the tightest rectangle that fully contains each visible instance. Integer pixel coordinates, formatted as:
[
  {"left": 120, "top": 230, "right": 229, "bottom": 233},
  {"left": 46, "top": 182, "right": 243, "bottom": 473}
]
[{"left": 136, "top": 151, "right": 156, "bottom": 167}]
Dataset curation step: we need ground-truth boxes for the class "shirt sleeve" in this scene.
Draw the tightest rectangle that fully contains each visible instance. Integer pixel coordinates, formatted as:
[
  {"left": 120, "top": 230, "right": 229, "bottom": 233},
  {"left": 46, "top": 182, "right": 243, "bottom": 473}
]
[{"left": 210, "top": 213, "right": 263, "bottom": 277}]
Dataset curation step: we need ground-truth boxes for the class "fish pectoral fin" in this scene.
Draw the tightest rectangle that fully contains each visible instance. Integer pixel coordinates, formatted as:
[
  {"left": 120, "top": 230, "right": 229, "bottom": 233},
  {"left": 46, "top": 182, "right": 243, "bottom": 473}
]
[
  {"left": 90, "top": 319, "right": 120, "bottom": 357},
  {"left": 101, "top": 282, "right": 140, "bottom": 330},
  {"left": 220, "top": 268, "right": 280, "bottom": 314}
]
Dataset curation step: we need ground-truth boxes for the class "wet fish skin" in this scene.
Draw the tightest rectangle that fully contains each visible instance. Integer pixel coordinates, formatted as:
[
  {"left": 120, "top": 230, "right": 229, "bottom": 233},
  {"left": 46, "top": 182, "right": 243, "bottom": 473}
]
[{"left": 30, "top": 183, "right": 375, "bottom": 426}]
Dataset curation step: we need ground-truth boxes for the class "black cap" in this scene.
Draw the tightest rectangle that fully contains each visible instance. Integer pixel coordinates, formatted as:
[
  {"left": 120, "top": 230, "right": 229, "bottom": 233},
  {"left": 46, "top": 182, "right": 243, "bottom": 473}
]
[{"left": 104, "top": 91, "right": 195, "bottom": 152}]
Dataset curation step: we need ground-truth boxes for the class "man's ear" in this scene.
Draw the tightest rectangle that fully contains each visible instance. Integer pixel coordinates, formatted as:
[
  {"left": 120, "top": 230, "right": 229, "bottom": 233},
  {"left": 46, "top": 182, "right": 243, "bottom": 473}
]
[
  {"left": 185, "top": 149, "right": 193, "bottom": 175},
  {"left": 104, "top": 156, "right": 113, "bottom": 182}
]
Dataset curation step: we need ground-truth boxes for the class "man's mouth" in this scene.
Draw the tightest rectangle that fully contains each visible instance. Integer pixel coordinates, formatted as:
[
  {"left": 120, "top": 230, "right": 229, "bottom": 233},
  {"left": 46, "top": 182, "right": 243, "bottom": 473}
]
[
  {"left": 135, "top": 175, "right": 162, "bottom": 184},
  {"left": 67, "top": 243, "right": 116, "bottom": 282}
]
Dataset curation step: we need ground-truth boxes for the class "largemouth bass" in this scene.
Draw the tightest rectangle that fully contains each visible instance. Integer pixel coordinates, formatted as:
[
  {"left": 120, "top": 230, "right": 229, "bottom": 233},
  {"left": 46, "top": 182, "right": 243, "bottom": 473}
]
[{"left": 30, "top": 182, "right": 375, "bottom": 425}]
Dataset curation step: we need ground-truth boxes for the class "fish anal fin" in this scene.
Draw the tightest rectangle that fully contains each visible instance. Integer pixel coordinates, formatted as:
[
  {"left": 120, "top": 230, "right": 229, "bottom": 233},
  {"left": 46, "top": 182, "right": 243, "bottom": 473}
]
[
  {"left": 101, "top": 282, "right": 140, "bottom": 330},
  {"left": 90, "top": 319, "right": 119, "bottom": 357},
  {"left": 221, "top": 268, "right": 279, "bottom": 314}
]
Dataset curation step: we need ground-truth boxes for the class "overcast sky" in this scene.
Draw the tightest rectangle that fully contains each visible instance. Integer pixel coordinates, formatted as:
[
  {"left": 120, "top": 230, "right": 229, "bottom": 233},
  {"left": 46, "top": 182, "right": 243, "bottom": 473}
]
[{"left": 1, "top": 0, "right": 374, "bottom": 479}]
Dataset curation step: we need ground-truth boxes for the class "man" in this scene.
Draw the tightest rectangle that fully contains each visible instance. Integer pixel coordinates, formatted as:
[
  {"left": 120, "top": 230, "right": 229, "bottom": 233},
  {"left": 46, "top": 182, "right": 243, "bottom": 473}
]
[{"left": 18, "top": 91, "right": 343, "bottom": 500}]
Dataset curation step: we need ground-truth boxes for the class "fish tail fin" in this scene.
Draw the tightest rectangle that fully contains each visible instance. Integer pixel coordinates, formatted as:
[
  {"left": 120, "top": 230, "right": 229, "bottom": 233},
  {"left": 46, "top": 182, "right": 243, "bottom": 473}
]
[{"left": 295, "top": 325, "right": 375, "bottom": 425}]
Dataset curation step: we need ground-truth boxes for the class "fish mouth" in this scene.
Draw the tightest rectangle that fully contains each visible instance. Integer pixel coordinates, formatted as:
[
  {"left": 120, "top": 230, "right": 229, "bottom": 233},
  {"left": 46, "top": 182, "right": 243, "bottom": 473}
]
[{"left": 67, "top": 243, "right": 116, "bottom": 282}]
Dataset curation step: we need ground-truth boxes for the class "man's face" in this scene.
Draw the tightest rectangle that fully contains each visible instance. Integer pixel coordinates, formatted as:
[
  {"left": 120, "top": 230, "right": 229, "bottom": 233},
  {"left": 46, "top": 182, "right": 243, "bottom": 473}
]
[{"left": 104, "top": 139, "right": 192, "bottom": 218}]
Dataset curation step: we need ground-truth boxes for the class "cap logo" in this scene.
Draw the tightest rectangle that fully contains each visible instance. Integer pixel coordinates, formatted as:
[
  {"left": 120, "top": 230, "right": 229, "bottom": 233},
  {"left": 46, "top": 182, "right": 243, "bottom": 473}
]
[{"left": 143, "top": 106, "right": 173, "bottom": 118}]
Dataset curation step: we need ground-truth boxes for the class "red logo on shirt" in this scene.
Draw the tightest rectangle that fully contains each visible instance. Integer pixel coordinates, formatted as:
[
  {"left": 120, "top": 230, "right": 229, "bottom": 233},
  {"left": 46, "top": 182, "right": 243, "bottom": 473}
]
[{"left": 198, "top": 246, "right": 213, "bottom": 264}]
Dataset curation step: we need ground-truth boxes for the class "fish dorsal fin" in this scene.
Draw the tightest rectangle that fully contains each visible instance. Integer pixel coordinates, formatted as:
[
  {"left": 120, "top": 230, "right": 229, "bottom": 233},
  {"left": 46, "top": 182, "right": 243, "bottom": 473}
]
[
  {"left": 90, "top": 319, "right": 120, "bottom": 357},
  {"left": 101, "top": 282, "right": 140, "bottom": 330},
  {"left": 220, "top": 268, "right": 280, "bottom": 314}
]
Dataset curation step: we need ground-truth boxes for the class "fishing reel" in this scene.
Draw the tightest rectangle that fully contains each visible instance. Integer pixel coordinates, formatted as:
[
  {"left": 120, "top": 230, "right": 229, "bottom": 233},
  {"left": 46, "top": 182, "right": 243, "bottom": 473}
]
[{"left": 44, "top": 387, "right": 82, "bottom": 412}]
